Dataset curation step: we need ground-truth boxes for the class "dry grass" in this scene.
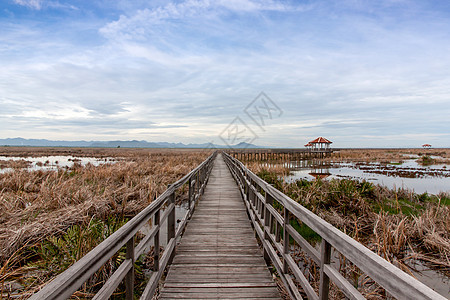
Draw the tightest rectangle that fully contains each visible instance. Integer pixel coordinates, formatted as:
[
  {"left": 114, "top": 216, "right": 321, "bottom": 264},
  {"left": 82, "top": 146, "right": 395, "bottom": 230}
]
[
  {"left": 245, "top": 161, "right": 291, "bottom": 176},
  {"left": 0, "top": 148, "right": 210, "bottom": 296},
  {"left": 329, "top": 148, "right": 450, "bottom": 163},
  {"left": 0, "top": 160, "right": 32, "bottom": 170},
  {"left": 251, "top": 161, "right": 449, "bottom": 298}
]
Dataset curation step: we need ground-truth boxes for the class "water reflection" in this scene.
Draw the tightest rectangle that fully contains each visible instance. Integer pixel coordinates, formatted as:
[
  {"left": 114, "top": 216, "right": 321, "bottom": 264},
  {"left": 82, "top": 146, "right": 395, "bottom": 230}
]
[
  {"left": 0, "top": 155, "right": 116, "bottom": 173},
  {"left": 139, "top": 203, "right": 189, "bottom": 248},
  {"left": 260, "top": 159, "right": 449, "bottom": 194}
]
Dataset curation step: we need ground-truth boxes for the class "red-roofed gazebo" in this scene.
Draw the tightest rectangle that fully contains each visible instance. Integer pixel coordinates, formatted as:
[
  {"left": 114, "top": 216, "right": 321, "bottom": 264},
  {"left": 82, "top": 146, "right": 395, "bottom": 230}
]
[
  {"left": 309, "top": 137, "right": 332, "bottom": 151},
  {"left": 422, "top": 144, "right": 431, "bottom": 149}
]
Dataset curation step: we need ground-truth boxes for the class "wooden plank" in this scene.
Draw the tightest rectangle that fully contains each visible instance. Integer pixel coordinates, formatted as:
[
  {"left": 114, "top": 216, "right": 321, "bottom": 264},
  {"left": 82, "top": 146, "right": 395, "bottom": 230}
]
[
  {"left": 165, "top": 279, "right": 276, "bottom": 284},
  {"left": 160, "top": 294, "right": 280, "bottom": 299},
  {"left": 172, "top": 257, "right": 266, "bottom": 265},
  {"left": 164, "top": 282, "right": 277, "bottom": 288},
  {"left": 166, "top": 274, "right": 273, "bottom": 280},
  {"left": 167, "top": 266, "right": 270, "bottom": 272},
  {"left": 161, "top": 287, "right": 280, "bottom": 294}
]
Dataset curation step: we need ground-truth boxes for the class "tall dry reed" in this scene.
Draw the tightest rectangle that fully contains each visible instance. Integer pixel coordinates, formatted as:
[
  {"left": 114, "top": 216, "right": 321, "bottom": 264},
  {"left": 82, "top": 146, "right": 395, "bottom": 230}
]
[{"left": 0, "top": 149, "right": 210, "bottom": 267}]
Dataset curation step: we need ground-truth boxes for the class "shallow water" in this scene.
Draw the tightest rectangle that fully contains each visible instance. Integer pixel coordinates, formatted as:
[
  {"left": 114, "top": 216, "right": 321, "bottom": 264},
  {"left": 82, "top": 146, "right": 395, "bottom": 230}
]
[
  {"left": 138, "top": 203, "right": 189, "bottom": 247},
  {"left": 0, "top": 155, "right": 115, "bottom": 173},
  {"left": 408, "top": 259, "right": 450, "bottom": 297},
  {"left": 280, "top": 159, "right": 450, "bottom": 194},
  {"left": 291, "top": 243, "right": 450, "bottom": 298}
]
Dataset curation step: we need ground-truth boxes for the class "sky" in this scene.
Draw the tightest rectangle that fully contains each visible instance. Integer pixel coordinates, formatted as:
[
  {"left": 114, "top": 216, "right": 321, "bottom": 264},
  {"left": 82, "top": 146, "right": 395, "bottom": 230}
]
[{"left": 1, "top": 0, "right": 449, "bottom": 148}]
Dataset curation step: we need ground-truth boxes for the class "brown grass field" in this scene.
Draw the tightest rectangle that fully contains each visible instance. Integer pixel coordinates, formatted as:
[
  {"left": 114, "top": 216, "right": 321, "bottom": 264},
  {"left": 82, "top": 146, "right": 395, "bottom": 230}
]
[
  {"left": 0, "top": 147, "right": 211, "bottom": 296},
  {"left": 0, "top": 147, "right": 448, "bottom": 298},
  {"left": 328, "top": 148, "right": 450, "bottom": 164},
  {"left": 247, "top": 149, "right": 449, "bottom": 299}
]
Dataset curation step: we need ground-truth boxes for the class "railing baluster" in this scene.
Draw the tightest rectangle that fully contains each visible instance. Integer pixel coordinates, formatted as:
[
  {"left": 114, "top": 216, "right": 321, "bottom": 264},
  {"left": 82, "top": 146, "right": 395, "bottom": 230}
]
[
  {"left": 125, "top": 236, "right": 135, "bottom": 300},
  {"left": 168, "top": 191, "right": 176, "bottom": 264},
  {"left": 196, "top": 171, "right": 200, "bottom": 196},
  {"left": 258, "top": 187, "right": 263, "bottom": 217},
  {"left": 319, "top": 239, "right": 331, "bottom": 300},
  {"left": 153, "top": 209, "right": 160, "bottom": 272},
  {"left": 188, "top": 177, "right": 192, "bottom": 211},
  {"left": 263, "top": 192, "right": 274, "bottom": 264},
  {"left": 275, "top": 218, "right": 281, "bottom": 243},
  {"left": 283, "top": 207, "right": 290, "bottom": 274}
]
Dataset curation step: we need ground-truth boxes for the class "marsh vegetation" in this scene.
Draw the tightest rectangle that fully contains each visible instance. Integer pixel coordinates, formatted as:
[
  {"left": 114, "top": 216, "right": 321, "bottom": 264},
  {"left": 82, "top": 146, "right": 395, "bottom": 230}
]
[
  {"left": 0, "top": 147, "right": 210, "bottom": 297},
  {"left": 246, "top": 148, "right": 449, "bottom": 298}
]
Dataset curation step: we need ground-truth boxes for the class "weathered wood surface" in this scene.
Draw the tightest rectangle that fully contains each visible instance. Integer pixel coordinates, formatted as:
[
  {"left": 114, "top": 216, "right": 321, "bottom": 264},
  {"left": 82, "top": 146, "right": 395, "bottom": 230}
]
[{"left": 160, "top": 154, "right": 281, "bottom": 299}]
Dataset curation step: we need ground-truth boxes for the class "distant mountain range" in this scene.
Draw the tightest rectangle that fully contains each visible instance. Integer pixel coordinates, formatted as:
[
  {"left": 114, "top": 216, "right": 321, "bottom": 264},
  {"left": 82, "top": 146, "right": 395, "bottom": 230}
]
[{"left": 0, "top": 138, "right": 263, "bottom": 149}]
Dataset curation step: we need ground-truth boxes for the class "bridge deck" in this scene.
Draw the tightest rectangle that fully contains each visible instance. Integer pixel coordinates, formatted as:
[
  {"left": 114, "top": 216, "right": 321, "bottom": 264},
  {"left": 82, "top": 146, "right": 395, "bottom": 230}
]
[{"left": 159, "top": 154, "right": 281, "bottom": 299}]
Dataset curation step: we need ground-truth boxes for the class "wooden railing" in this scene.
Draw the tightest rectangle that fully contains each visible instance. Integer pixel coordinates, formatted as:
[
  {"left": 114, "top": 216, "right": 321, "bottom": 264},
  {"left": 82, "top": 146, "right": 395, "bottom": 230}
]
[
  {"left": 227, "top": 148, "right": 333, "bottom": 161},
  {"left": 222, "top": 152, "right": 445, "bottom": 300},
  {"left": 30, "top": 151, "right": 217, "bottom": 300}
]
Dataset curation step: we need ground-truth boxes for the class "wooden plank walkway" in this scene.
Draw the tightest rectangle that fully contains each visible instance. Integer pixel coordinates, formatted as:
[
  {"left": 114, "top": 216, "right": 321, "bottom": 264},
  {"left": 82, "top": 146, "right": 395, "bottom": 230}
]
[{"left": 159, "top": 154, "right": 281, "bottom": 299}]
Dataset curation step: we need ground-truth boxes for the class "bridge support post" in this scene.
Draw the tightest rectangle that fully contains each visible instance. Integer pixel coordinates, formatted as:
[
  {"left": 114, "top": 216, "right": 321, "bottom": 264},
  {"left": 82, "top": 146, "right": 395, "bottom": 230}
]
[
  {"left": 263, "top": 193, "right": 274, "bottom": 264},
  {"left": 196, "top": 171, "right": 200, "bottom": 196},
  {"left": 125, "top": 236, "right": 135, "bottom": 300},
  {"left": 244, "top": 171, "right": 250, "bottom": 202},
  {"left": 283, "top": 208, "right": 290, "bottom": 274},
  {"left": 168, "top": 192, "right": 176, "bottom": 264},
  {"left": 188, "top": 177, "right": 193, "bottom": 217},
  {"left": 153, "top": 210, "right": 160, "bottom": 272},
  {"left": 319, "top": 240, "right": 331, "bottom": 300}
]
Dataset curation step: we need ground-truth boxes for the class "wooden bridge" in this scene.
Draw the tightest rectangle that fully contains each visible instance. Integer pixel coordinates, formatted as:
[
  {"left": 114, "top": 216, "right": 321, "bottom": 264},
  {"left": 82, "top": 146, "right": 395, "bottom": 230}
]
[
  {"left": 227, "top": 148, "right": 333, "bottom": 161},
  {"left": 160, "top": 155, "right": 280, "bottom": 299},
  {"left": 30, "top": 152, "right": 446, "bottom": 300}
]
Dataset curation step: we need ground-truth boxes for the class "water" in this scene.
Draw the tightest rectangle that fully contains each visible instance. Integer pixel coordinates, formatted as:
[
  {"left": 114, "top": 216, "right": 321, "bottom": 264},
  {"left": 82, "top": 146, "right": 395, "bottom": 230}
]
[
  {"left": 139, "top": 203, "right": 189, "bottom": 247},
  {"left": 0, "top": 155, "right": 115, "bottom": 173},
  {"left": 408, "top": 259, "right": 450, "bottom": 297},
  {"left": 291, "top": 243, "right": 450, "bottom": 298},
  {"left": 281, "top": 159, "right": 449, "bottom": 194}
]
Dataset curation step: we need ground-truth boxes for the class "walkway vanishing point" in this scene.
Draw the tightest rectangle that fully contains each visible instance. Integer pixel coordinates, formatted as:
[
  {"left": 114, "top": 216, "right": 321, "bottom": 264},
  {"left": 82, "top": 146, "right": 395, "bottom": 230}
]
[
  {"left": 30, "top": 152, "right": 446, "bottom": 300},
  {"left": 159, "top": 155, "right": 280, "bottom": 299}
]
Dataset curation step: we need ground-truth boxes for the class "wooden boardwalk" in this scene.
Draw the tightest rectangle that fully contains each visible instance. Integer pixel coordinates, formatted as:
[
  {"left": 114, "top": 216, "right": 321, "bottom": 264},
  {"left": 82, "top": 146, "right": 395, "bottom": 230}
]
[
  {"left": 160, "top": 154, "right": 281, "bottom": 299},
  {"left": 29, "top": 152, "right": 446, "bottom": 300}
]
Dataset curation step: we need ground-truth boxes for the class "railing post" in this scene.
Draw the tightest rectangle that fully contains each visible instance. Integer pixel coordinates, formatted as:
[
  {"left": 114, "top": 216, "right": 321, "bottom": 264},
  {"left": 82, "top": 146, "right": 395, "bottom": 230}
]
[
  {"left": 188, "top": 177, "right": 192, "bottom": 210},
  {"left": 153, "top": 210, "right": 160, "bottom": 272},
  {"left": 263, "top": 192, "right": 274, "bottom": 264},
  {"left": 283, "top": 208, "right": 290, "bottom": 274},
  {"left": 196, "top": 171, "right": 200, "bottom": 196},
  {"left": 168, "top": 191, "right": 176, "bottom": 264},
  {"left": 319, "top": 239, "right": 331, "bottom": 300},
  {"left": 125, "top": 236, "right": 135, "bottom": 300},
  {"left": 244, "top": 172, "right": 250, "bottom": 203},
  {"left": 258, "top": 187, "right": 263, "bottom": 217}
]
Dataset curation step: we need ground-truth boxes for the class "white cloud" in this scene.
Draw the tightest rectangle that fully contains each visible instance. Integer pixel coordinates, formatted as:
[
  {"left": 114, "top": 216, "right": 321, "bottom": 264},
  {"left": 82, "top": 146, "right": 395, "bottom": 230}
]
[
  {"left": 13, "top": 0, "right": 42, "bottom": 10},
  {"left": 13, "top": 0, "right": 78, "bottom": 10},
  {"left": 1, "top": 0, "right": 450, "bottom": 146},
  {"left": 99, "top": 0, "right": 308, "bottom": 42}
]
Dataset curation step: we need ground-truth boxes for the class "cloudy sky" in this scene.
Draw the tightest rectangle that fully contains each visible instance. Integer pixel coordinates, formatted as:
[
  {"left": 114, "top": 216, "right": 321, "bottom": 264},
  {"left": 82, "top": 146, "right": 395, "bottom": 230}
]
[{"left": 1, "top": 0, "right": 449, "bottom": 147}]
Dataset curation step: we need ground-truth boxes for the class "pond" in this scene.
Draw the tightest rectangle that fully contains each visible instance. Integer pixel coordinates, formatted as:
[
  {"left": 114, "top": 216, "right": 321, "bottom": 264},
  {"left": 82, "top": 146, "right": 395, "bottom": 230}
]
[
  {"left": 281, "top": 159, "right": 449, "bottom": 194},
  {"left": 139, "top": 202, "right": 190, "bottom": 247},
  {"left": 0, "top": 155, "right": 116, "bottom": 173},
  {"left": 291, "top": 243, "right": 450, "bottom": 297}
]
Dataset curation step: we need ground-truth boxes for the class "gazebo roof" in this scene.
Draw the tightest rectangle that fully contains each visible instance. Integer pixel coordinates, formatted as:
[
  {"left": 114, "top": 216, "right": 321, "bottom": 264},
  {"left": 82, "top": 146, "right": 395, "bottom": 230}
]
[
  {"left": 309, "top": 137, "right": 332, "bottom": 144},
  {"left": 422, "top": 144, "right": 432, "bottom": 147},
  {"left": 304, "top": 143, "right": 312, "bottom": 147}
]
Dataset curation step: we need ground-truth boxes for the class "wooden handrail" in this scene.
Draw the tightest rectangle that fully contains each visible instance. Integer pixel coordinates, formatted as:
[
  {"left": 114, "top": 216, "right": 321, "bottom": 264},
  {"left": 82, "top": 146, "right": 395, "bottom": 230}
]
[
  {"left": 222, "top": 151, "right": 445, "bottom": 300},
  {"left": 30, "top": 151, "right": 217, "bottom": 300}
]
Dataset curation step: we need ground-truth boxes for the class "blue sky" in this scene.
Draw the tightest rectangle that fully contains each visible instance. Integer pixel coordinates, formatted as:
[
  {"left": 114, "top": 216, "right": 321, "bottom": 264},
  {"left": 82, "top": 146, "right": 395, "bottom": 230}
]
[{"left": 1, "top": 0, "right": 449, "bottom": 147}]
